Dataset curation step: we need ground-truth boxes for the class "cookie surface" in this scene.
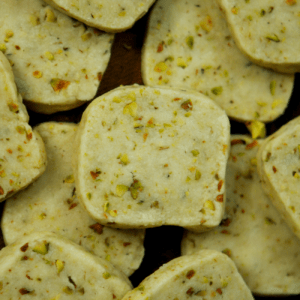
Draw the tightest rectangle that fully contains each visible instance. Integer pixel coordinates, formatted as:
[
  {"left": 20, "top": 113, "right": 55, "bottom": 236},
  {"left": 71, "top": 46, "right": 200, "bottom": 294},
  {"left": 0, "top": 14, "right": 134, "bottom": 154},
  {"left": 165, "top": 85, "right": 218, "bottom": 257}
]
[
  {"left": 257, "top": 116, "right": 300, "bottom": 240},
  {"left": 122, "top": 250, "right": 254, "bottom": 300},
  {"left": 43, "top": 0, "right": 156, "bottom": 33},
  {"left": 1, "top": 122, "right": 145, "bottom": 276},
  {"left": 0, "top": 52, "right": 46, "bottom": 202},
  {"left": 216, "top": 0, "right": 300, "bottom": 73},
  {"left": 0, "top": 0, "right": 114, "bottom": 114},
  {"left": 0, "top": 231, "right": 132, "bottom": 299},
  {"left": 182, "top": 135, "right": 300, "bottom": 295},
  {"left": 142, "top": 0, "right": 294, "bottom": 122},
  {"left": 74, "top": 85, "right": 230, "bottom": 231}
]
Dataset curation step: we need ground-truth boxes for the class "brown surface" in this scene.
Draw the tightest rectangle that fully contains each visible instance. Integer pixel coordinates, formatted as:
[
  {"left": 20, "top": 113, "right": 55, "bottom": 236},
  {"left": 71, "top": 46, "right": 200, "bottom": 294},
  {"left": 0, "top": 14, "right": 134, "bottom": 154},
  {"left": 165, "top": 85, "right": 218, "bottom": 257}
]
[{"left": 1, "top": 8, "right": 300, "bottom": 299}]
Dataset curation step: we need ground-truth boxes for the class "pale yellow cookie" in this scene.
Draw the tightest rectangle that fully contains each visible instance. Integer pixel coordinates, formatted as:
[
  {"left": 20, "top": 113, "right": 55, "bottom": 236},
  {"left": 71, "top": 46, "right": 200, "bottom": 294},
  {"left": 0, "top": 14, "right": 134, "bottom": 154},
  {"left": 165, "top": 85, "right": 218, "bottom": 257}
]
[
  {"left": 216, "top": 0, "right": 300, "bottom": 73},
  {"left": 74, "top": 85, "right": 230, "bottom": 231},
  {"left": 0, "top": 52, "right": 46, "bottom": 202},
  {"left": 257, "top": 116, "right": 300, "bottom": 240},
  {"left": 0, "top": 231, "right": 132, "bottom": 299},
  {"left": 43, "top": 0, "right": 156, "bottom": 33},
  {"left": 122, "top": 250, "right": 254, "bottom": 300},
  {"left": 0, "top": 0, "right": 114, "bottom": 114},
  {"left": 182, "top": 135, "right": 300, "bottom": 295},
  {"left": 142, "top": 0, "right": 294, "bottom": 122},
  {"left": 1, "top": 122, "right": 145, "bottom": 276}
]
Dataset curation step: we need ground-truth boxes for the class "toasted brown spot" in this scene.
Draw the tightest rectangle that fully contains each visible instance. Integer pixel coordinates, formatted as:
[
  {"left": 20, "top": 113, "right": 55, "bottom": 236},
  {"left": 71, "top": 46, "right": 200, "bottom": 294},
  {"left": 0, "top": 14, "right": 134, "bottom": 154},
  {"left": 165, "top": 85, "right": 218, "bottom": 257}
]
[
  {"left": 89, "top": 223, "right": 103, "bottom": 234},
  {"left": 218, "top": 180, "right": 223, "bottom": 192},
  {"left": 216, "top": 194, "right": 223, "bottom": 202},
  {"left": 186, "top": 270, "right": 195, "bottom": 279},
  {"left": 20, "top": 243, "right": 29, "bottom": 252}
]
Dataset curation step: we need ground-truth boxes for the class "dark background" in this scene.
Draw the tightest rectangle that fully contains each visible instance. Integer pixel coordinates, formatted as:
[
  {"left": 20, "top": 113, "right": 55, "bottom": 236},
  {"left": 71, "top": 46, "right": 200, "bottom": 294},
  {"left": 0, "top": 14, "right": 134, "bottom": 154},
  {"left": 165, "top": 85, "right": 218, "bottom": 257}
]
[{"left": 1, "top": 7, "right": 300, "bottom": 299}]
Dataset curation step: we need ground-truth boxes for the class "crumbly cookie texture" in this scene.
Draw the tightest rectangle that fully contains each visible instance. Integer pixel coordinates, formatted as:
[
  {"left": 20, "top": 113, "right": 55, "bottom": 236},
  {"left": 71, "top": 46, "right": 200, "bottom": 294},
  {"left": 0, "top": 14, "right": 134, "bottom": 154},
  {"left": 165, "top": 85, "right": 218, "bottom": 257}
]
[
  {"left": 122, "top": 250, "right": 254, "bottom": 300},
  {"left": 0, "top": 231, "right": 132, "bottom": 299},
  {"left": 0, "top": 0, "right": 114, "bottom": 114},
  {"left": 1, "top": 122, "right": 145, "bottom": 276},
  {"left": 216, "top": 0, "right": 300, "bottom": 73},
  {"left": 0, "top": 52, "right": 46, "bottom": 202},
  {"left": 182, "top": 135, "right": 300, "bottom": 296},
  {"left": 257, "top": 116, "right": 300, "bottom": 240},
  {"left": 73, "top": 85, "right": 230, "bottom": 231},
  {"left": 142, "top": 0, "right": 294, "bottom": 122},
  {"left": 43, "top": 0, "right": 156, "bottom": 33}
]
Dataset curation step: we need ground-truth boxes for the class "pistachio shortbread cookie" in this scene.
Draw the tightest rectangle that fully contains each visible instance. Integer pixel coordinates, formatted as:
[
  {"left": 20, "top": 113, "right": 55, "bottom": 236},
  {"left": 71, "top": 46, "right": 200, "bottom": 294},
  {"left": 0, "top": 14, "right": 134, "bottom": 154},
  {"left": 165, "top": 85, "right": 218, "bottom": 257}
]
[
  {"left": 142, "top": 0, "right": 294, "bottom": 122},
  {"left": 216, "top": 0, "right": 300, "bottom": 73},
  {"left": 0, "top": 52, "right": 46, "bottom": 202},
  {"left": 0, "top": 231, "right": 132, "bottom": 299},
  {"left": 0, "top": 0, "right": 114, "bottom": 114},
  {"left": 122, "top": 250, "right": 254, "bottom": 300},
  {"left": 1, "top": 122, "right": 145, "bottom": 276},
  {"left": 182, "top": 136, "right": 300, "bottom": 295},
  {"left": 43, "top": 0, "right": 156, "bottom": 33},
  {"left": 257, "top": 116, "right": 300, "bottom": 240},
  {"left": 74, "top": 85, "right": 230, "bottom": 231}
]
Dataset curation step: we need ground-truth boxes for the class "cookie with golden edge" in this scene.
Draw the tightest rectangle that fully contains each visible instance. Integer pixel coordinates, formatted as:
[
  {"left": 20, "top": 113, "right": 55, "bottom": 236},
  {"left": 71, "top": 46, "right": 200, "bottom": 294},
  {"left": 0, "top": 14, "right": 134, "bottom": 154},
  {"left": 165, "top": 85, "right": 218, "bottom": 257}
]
[
  {"left": 1, "top": 122, "right": 145, "bottom": 276},
  {"left": 0, "top": 52, "right": 46, "bottom": 202},
  {"left": 0, "top": 231, "right": 132, "bottom": 299},
  {"left": 73, "top": 85, "right": 230, "bottom": 231},
  {"left": 142, "top": 0, "right": 294, "bottom": 122},
  {"left": 0, "top": 0, "right": 114, "bottom": 114},
  {"left": 122, "top": 250, "right": 254, "bottom": 300},
  {"left": 257, "top": 116, "right": 300, "bottom": 240},
  {"left": 216, "top": 0, "right": 300, "bottom": 73},
  {"left": 182, "top": 135, "right": 300, "bottom": 295},
  {"left": 43, "top": 0, "right": 156, "bottom": 33}
]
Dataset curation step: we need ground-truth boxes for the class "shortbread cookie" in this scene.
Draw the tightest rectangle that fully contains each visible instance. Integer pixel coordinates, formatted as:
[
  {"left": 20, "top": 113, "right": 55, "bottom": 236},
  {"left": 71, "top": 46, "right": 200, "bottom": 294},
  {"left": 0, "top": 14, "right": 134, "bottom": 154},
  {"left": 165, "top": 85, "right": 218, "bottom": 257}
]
[
  {"left": 43, "top": 0, "right": 156, "bottom": 33},
  {"left": 142, "top": 0, "right": 294, "bottom": 122},
  {"left": 122, "top": 250, "right": 254, "bottom": 300},
  {"left": 1, "top": 122, "right": 145, "bottom": 276},
  {"left": 74, "top": 85, "right": 230, "bottom": 231},
  {"left": 0, "top": 231, "right": 132, "bottom": 299},
  {"left": 0, "top": 0, "right": 114, "bottom": 114},
  {"left": 0, "top": 52, "right": 28, "bottom": 123},
  {"left": 182, "top": 136, "right": 300, "bottom": 295},
  {"left": 216, "top": 0, "right": 300, "bottom": 73},
  {"left": 257, "top": 116, "right": 300, "bottom": 240},
  {"left": 0, "top": 52, "right": 46, "bottom": 202}
]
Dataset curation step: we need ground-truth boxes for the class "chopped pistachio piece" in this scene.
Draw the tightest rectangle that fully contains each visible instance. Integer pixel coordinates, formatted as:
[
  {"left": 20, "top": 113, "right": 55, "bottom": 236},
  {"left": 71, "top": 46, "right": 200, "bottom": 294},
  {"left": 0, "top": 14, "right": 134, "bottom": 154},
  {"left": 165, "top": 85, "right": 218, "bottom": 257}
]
[
  {"left": 32, "top": 241, "right": 49, "bottom": 255},
  {"left": 245, "top": 120, "right": 266, "bottom": 139},
  {"left": 55, "top": 260, "right": 65, "bottom": 273},
  {"left": 123, "top": 102, "right": 137, "bottom": 117},
  {"left": 116, "top": 185, "right": 129, "bottom": 196}
]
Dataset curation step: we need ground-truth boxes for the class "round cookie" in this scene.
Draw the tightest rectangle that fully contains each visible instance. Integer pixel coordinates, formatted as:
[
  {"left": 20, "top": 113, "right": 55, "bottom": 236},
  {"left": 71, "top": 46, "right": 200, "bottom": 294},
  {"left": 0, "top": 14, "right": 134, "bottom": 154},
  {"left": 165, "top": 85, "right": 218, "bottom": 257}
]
[
  {"left": 216, "top": 0, "right": 300, "bottom": 73},
  {"left": 43, "top": 0, "right": 156, "bottom": 33},
  {"left": 182, "top": 135, "right": 300, "bottom": 296},
  {"left": 142, "top": 0, "right": 294, "bottom": 122},
  {"left": 257, "top": 116, "right": 300, "bottom": 240},
  {"left": 0, "top": 231, "right": 132, "bottom": 299},
  {"left": 1, "top": 122, "right": 145, "bottom": 276},
  {"left": 0, "top": 0, "right": 114, "bottom": 114},
  {"left": 0, "top": 52, "right": 46, "bottom": 202},
  {"left": 122, "top": 250, "right": 254, "bottom": 300},
  {"left": 73, "top": 85, "right": 230, "bottom": 231}
]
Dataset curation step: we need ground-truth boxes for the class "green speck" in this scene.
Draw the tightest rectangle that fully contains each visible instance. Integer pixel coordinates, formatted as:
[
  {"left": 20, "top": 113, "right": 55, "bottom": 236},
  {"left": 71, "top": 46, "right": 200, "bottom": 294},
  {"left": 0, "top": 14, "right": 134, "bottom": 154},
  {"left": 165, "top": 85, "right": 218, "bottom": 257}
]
[
  {"left": 186, "top": 36, "right": 194, "bottom": 49},
  {"left": 211, "top": 86, "right": 223, "bottom": 95},
  {"left": 270, "top": 80, "right": 276, "bottom": 95},
  {"left": 191, "top": 150, "right": 199, "bottom": 157},
  {"left": 103, "top": 272, "right": 111, "bottom": 279},
  {"left": 260, "top": 9, "right": 266, "bottom": 16},
  {"left": 266, "top": 34, "right": 280, "bottom": 42},
  {"left": 195, "top": 170, "right": 201, "bottom": 180}
]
